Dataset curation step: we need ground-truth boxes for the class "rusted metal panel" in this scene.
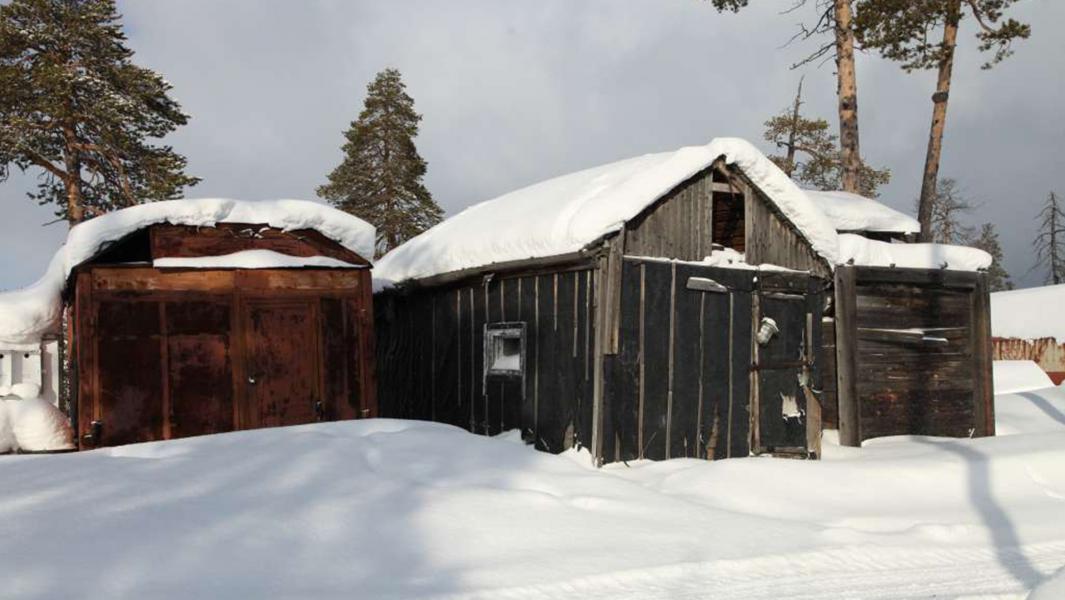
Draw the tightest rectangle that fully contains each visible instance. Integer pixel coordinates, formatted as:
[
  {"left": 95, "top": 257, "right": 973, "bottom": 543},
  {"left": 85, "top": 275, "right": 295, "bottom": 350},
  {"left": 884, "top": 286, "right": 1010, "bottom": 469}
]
[{"left": 993, "top": 337, "right": 1065, "bottom": 384}]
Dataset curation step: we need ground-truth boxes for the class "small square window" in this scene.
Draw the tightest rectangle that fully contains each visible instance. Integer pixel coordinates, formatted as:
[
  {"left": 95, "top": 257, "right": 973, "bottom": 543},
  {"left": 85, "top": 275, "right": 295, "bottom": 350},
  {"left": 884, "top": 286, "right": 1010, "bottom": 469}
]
[{"left": 484, "top": 322, "right": 525, "bottom": 379}]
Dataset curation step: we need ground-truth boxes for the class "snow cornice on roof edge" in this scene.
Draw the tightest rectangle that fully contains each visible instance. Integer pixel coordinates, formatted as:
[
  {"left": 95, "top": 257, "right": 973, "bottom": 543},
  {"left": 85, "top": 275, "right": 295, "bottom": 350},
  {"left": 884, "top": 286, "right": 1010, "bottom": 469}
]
[{"left": 0, "top": 198, "right": 376, "bottom": 344}]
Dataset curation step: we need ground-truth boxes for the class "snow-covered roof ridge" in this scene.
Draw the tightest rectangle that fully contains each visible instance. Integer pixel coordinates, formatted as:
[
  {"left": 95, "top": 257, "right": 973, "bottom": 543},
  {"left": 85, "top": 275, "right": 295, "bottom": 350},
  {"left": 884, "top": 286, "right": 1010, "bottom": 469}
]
[
  {"left": 64, "top": 198, "right": 376, "bottom": 272},
  {"left": 0, "top": 198, "right": 376, "bottom": 344},
  {"left": 377, "top": 137, "right": 839, "bottom": 283},
  {"left": 837, "top": 233, "right": 992, "bottom": 271},
  {"left": 804, "top": 190, "right": 920, "bottom": 234}
]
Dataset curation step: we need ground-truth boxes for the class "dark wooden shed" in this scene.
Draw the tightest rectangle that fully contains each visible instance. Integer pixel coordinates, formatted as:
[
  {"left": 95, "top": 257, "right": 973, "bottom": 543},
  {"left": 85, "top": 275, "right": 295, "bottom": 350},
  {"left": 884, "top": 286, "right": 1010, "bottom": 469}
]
[
  {"left": 374, "top": 139, "right": 995, "bottom": 465},
  {"left": 65, "top": 211, "right": 377, "bottom": 450}
]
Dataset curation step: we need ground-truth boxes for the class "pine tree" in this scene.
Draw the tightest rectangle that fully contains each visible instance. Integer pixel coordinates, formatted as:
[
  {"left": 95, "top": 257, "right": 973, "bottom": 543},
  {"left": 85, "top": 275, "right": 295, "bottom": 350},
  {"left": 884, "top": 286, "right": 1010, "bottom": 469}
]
[
  {"left": 764, "top": 79, "right": 890, "bottom": 197},
  {"left": 967, "top": 222, "right": 1012, "bottom": 291},
  {"left": 0, "top": 0, "right": 199, "bottom": 223},
  {"left": 318, "top": 68, "right": 441, "bottom": 256},
  {"left": 922, "top": 177, "right": 974, "bottom": 244},
  {"left": 1033, "top": 191, "right": 1065, "bottom": 285},
  {"left": 853, "top": 0, "right": 1030, "bottom": 242},
  {"left": 711, "top": 0, "right": 865, "bottom": 194}
]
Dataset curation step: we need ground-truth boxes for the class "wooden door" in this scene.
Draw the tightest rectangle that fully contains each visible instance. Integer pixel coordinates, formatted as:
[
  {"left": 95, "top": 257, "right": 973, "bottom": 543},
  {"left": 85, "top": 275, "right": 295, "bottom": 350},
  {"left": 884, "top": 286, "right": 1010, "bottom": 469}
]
[
  {"left": 243, "top": 300, "right": 321, "bottom": 428},
  {"left": 91, "top": 300, "right": 165, "bottom": 447},
  {"left": 752, "top": 292, "right": 810, "bottom": 454},
  {"left": 165, "top": 300, "right": 234, "bottom": 439}
]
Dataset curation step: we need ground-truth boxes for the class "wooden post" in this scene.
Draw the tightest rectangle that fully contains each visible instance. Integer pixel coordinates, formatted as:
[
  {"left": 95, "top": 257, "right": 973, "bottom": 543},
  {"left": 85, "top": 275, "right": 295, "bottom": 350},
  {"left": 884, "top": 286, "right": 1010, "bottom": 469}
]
[
  {"left": 972, "top": 272, "right": 994, "bottom": 436},
  {"left": 834, "top": 265, "right": 861, "bottom": 447}
]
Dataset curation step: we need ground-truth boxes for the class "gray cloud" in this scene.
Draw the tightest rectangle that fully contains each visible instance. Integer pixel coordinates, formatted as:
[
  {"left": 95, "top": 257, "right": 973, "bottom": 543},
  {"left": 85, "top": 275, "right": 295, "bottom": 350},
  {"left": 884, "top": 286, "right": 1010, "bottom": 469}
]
[{"left": 1, "top": 0, "right": 1061, "bottom": 289}]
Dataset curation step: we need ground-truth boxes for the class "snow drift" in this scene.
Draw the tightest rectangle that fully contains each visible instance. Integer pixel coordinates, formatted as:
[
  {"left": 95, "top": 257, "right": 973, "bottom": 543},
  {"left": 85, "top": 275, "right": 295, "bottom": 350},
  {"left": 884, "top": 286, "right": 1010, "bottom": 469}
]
[{"left": 1, "top": 374, "right": 1065, "bottom": 598}]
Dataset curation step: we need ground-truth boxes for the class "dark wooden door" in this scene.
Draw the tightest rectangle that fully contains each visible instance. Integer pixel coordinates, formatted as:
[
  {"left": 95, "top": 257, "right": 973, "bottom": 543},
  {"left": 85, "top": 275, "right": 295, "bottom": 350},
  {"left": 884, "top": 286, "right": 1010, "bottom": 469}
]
[
  {"left": 244, "top": 300, "right": 321, "bottom": 428},
  {"left": 165, "top": 300, "right": 234, "bottom": 439},
  {"left": 93, "top": 300, "right": 165, "bottom": 447},
  {"left": 753, "top": 293, "right": 810, "bottom": 454}
]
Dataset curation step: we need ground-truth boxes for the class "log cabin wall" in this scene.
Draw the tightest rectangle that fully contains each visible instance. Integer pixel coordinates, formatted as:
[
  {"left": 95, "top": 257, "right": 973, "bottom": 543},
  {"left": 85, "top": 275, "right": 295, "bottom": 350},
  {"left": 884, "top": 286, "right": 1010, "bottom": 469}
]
[
  {"left": 833, "top": 266, "right": 993, "bottom": 445},
  {"left": 375, "top": 266, "right": 597, "bottom": 453}
]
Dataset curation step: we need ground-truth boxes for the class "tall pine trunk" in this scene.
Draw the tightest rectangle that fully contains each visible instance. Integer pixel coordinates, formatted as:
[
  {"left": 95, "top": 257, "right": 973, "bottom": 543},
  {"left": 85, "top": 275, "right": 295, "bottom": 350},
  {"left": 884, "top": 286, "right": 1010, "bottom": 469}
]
[
  {"left": 62, "top": 124, "right": 85, "bottom": 223},
  {"left": 916, "top": 0, "right": 961, "bottom": 243},
  {"left": 834, "top": 0, "right": 861, "bottom": 194}
]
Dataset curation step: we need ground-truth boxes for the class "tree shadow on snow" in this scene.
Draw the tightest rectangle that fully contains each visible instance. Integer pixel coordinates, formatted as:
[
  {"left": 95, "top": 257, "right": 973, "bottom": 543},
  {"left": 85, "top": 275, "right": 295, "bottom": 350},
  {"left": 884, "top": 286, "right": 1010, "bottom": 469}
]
[
  {"left": 911, "top": 436, "right": 1045, "bottom": 590},
  {"left": 1016, "top": 391, "right": 1065, "bottom": 427}
]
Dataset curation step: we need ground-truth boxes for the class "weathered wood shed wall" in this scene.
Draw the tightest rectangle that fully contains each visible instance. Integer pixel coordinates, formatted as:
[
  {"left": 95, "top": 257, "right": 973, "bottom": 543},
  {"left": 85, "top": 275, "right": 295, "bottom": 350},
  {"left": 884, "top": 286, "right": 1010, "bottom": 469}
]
[
  {"left": 376, "top": 264, "right": 597, "bottom": 452},
  {"left": 68, "top": 223, "right": 376, "bottom": 449},
  {"left": 831, "top": 266, "right": 994, "bottom": 445}
]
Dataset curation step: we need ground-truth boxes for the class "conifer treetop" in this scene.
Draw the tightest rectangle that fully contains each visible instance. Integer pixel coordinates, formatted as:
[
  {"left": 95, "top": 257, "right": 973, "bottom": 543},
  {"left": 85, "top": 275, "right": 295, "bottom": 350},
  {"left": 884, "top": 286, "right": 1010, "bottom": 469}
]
[
  {"left": 0, "top": 0, "right": 199, "bottom": 223},
  {"left": 318, "top": 68, "right": 442, "bottom": 256}
]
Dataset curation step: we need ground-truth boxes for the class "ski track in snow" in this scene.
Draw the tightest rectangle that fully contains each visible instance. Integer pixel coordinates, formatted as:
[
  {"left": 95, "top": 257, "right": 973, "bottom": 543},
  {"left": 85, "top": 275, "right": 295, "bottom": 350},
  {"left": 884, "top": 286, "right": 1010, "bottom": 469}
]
[{"left": 435, "top": 542, "right": 1065, "bottom": 600}]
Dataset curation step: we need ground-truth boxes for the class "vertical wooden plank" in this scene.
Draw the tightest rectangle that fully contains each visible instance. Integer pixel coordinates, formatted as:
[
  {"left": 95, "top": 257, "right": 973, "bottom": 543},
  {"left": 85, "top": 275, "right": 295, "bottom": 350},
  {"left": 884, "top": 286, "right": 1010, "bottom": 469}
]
[
  {"left": 804, "top": 311, "right": 823, "bottom": 457},
  {"left": 749, "top": 291, "right": 761, "bottom": 453},
  {"left": 665, "top": 262, "right": 677, "bottom": 458},
  {"left": 159, "top": 302, "right": 171, "bottom": 439},
  {"left": 591, "top": 259, "right": 607, "bottom": 465},
  {"left": 972, "top": 273, "right": 994, "bottom": 436},
  {"left": 74, "top": 272, "right": 95, "bottom": 449},
  {"left": 637, "top": 262, "right": 646, "bottom": 457},
  {"left": 834, "top": 265, "right": 861, "bottom": 447},
  {"left": 605, "top": 232, "right": 625, "bottom": 354}
]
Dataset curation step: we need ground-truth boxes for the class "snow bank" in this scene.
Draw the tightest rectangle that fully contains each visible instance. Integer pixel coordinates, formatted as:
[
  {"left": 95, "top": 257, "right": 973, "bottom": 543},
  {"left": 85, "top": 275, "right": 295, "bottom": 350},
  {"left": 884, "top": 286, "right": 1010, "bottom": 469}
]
[
  {"left": 837, "top": 233, "right": 992, "bottom": 271},
  {"left": 0, "top": 400, "right": 15, "bottom": 453},
  {"left": 995, "top": 360, "right": 1054, "bottom": 394},
  {"left": 0, "top": 198, "right": 375, "bottom": 344},
  {"left": 377, "top": 138, "right": 839, "bottom": 283},
  {"left": 0, "top": 252, "right": 66, "bottom": 345},
  {"left": 7, "top": 398, "right": 73, "bottom": 451},
  {"left": 154, "top": 249, "right": 358, "bottom": 270},
  {"left": 804, "top": 190, "right": 919, "bottom": 234},
  {"left": 0, "top": 397, "right": 73, "bottom": 453},
  {"left": 1, "top": 411, "right": 1064, "bottom": 598},
  {"left": 992, "top": 284, "right": 1065, "bottom": 342},
  {"left": 995, "top": 385, "right": 1065, "bottom": 436}
]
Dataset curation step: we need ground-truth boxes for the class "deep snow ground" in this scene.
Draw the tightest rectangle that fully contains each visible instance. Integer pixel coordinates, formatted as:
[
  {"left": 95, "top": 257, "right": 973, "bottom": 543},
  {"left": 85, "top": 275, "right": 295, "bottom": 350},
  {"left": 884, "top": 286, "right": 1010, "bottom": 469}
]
[{"left": 2, "top": 386, "right": 1065, "bottom": 599}]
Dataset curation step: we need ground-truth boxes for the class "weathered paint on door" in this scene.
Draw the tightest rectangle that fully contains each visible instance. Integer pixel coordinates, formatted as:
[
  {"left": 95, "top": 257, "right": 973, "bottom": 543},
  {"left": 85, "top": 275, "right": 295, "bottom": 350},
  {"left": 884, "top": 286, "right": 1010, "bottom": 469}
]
[
  {"left": 244, "top": 301, "right": 321, "bottom": 428},
  {"left": 753, "top": 293, "right": 809, "bottom": 454}
]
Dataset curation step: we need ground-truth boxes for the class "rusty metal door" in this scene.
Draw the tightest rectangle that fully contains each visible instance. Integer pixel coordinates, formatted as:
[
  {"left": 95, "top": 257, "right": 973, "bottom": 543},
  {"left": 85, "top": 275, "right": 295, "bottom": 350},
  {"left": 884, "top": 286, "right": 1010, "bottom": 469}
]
[{"left": 244, "top": 300, "right": 321, "bottom": 428}]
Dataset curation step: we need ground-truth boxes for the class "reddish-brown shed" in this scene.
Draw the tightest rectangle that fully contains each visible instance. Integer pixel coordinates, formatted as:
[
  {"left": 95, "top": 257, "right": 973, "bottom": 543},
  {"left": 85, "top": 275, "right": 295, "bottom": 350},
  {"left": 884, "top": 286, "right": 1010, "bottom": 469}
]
[{"left": 66, "top": 221, "right": 376, "bottom": 449}]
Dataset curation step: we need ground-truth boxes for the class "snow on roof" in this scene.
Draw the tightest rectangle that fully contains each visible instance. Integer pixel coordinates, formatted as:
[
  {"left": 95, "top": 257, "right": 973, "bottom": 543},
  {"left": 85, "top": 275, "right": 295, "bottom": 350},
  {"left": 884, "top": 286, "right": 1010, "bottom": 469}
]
[
  {"left": 154, "top": 250, "right": 359, "bottom": 270},
  {"left": 991, "top": 284, "right": 1065, "bottom": 342},
  {"left": 0, "top": 198, "right": 375, "bottom": 344},
  {"left": 376, "top": 138, "right": 840, "bottom": 283},
  {"left": 805, "top": 190, "right": 920, "bottom": 234},
  {"left": 838, "top": 233, "right": 991, "bottom": 271}
]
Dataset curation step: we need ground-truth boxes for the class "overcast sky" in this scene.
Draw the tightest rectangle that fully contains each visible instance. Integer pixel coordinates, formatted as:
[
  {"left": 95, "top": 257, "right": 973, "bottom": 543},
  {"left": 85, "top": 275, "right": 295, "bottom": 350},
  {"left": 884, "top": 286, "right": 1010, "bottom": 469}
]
[{"left": 2, "top": 0, "right": 1062, "bottom": 290}]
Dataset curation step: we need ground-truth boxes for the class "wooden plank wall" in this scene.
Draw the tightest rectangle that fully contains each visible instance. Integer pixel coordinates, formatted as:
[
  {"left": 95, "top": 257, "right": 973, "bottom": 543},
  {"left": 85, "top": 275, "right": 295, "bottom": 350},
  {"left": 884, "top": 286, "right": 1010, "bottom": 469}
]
[
  {"left": 375, "top": 268, "right": 597, "bottom": 453},
  {"left": 601, "top": 258, "right": 760, "bottom": 462},
  {"left": 744, "top": 186, "right": 832, "bottom": 279},
  {"left": 624, "top": 169, "right": 714, "bottom": 261},
  {"left": 835, "top": 266, "right": 993, "bottom": 442}
]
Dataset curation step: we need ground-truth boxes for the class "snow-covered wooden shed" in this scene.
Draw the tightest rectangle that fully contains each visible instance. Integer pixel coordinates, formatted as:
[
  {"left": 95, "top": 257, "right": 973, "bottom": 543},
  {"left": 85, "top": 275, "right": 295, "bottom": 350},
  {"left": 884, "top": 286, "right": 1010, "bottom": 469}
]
[
  {"left": 375, "top": 138, "right": 996, "bottom": 464},
  {"left": 0, "top": 199, "right": 378, "bottom": 449}
]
